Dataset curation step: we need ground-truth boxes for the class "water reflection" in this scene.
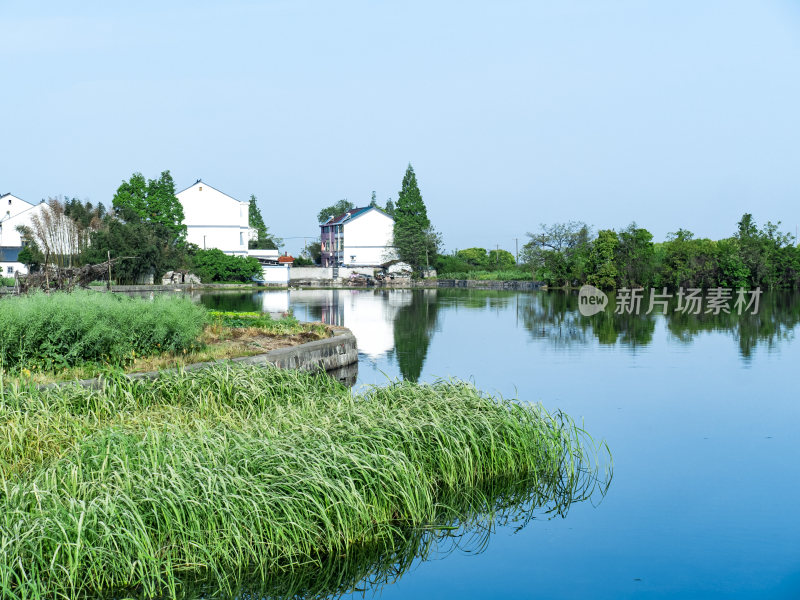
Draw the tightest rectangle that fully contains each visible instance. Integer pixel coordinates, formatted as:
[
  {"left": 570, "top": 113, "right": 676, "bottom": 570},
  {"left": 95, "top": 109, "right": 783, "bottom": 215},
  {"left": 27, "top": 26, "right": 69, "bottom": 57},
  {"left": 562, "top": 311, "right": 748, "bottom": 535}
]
[
  {"left": 518, "top": 290, "right": 799, "bottom": 358},
  {"left": 195, "top": 289, "right": 800, "bottom": 378}
]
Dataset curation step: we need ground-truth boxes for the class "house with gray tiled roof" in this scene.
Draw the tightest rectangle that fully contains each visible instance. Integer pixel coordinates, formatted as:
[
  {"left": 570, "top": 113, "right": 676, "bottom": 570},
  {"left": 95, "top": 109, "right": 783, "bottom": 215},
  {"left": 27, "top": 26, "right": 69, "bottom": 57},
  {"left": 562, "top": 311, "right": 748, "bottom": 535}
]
[{"left": 319, "top": 206, "right": 396, "bottom": 267}]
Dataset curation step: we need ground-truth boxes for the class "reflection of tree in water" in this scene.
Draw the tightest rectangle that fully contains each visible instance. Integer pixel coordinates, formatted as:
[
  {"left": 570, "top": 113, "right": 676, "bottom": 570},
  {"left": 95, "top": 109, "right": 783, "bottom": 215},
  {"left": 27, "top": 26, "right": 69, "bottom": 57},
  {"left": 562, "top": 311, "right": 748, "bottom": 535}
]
[
  {"left": 519, "top": 292, "right": 592, "bottom": 346},
  {"left": 520, "top": 290, "right": 800, "bottom": 356},
  {"left": 436, "top": 288, "right": 516, "bottom": 311},
  {"left": 664, "top": 291, "right": 800, "bottom": 359},
  {"left": 143, "top": 429, "right": 611, "bottom": 600},
  {"left": 197, "top": 292, "right": 263, "bottom": 313},
  {"left": 393, "top": 290, "right": 441, "bottom": 382}
]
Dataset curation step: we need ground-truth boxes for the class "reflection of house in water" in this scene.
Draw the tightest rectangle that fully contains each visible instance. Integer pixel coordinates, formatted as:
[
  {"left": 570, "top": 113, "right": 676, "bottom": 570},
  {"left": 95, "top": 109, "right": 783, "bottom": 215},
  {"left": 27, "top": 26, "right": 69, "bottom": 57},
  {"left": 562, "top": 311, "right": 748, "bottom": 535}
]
[
  {"left": 290, "top": 289, "right": 412, "bottom": 360},
  {"left": 259, "top": 290, "right": 290, "bottom": 314}
]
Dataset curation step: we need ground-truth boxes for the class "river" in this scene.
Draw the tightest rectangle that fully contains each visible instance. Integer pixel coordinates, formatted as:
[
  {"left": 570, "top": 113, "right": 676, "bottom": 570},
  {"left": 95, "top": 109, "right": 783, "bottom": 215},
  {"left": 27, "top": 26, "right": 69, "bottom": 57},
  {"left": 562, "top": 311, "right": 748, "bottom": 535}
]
[{"left": 194, "top": 288, "right": 800, "bottom": 599}]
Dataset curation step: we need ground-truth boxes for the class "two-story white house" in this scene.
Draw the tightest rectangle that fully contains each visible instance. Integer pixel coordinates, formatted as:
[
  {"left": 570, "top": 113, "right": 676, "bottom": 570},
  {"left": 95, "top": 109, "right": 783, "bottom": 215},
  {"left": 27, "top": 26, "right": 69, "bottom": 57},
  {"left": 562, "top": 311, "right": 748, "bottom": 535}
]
[
  {"left": 319, "top": 207, "right": 397, "bottom": 267},
  {"left": 175, "top": 180, "right": 250, "bottom": 256},
  {"left": 0, "top": 193, "right": 48, "bottom": 276}
]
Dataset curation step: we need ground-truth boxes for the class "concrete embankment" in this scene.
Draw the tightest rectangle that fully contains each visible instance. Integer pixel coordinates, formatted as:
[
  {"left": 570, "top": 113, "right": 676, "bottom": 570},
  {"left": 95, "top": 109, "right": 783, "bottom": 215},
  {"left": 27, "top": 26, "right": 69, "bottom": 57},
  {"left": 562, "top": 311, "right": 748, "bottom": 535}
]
[{"left": 43, "top": 328, "right": 360, "bottom": 389}]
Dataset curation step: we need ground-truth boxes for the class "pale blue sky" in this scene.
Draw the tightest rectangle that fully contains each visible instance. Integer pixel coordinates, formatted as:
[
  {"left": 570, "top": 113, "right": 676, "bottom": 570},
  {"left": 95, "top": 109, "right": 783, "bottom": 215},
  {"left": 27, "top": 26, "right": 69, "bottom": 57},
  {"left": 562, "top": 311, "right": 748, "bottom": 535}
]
[{"left": 2, "top": 1, "right": 799, "bottom": 255}]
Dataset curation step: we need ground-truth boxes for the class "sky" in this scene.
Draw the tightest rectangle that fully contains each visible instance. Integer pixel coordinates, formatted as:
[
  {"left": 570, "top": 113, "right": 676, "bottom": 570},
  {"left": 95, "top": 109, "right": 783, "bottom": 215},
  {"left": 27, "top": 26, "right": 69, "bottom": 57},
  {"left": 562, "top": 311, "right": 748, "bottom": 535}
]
[{"left": 2, "top": 0, "right": 800, "bottom": 256}]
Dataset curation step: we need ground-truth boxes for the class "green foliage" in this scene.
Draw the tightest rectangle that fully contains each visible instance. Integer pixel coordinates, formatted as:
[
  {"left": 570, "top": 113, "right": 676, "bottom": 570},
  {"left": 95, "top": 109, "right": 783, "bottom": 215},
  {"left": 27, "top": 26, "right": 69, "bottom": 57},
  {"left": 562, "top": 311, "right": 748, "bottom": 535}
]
[
  {"left": 521, "top": 222, "right": 591, "bottom": 286},
  {"left": 299, "top": 240, "right": 321, "bottom": 265},
  {"left": 190, "top": 248, "right": 263, "bottom": 282},
  {"left": 616, "top": 223, "right": 655, "bottom": 287},
  {"left": 393, "top": 164, "right": 439, "bottom": 271},
  {"left": 384, "top": 198, "right": 396, "bottom": 217},
  {"left": 436, "top": 269, "right": 532, "bottom": 281},
  {"left": 587, "top": 229, "right": 619, "bottom": 289},
  {"left": 111, "top": 170, "right": 186, "bottom": 242},
  {"left": 456, "top": 247, "right": 490, "bottom": 268},
  {"left": 0, "top": 277, "right": 14, "bottom": 287},
  {"left": 13, "top": 229, "right": 45, "bottom": 272},
  {"left": 441, "top": 248, "right": 516, "bottom": 274},
  {"left": 488, "top": 249, "right": 516, "bottom": 270},
  {"left": 0, "top": 364, "right": 608, "bottom": 598},
  {"left": 208, "top": 311, "right": 327, "bottom": 336},
  {"left": 83, "top": 218, "right": 187, "bottom": 284},
  {"left": 0, "top": 291, "right": 207, "bottom": 372},
  {"left": 248, "top": 194, "right": 282, "bottom": 250},
  {"left": 317, "top": 199, "right": 354, "bottom": 224},
  {"left": 516, "top": 215, "right": 799, "bottom": 290}
]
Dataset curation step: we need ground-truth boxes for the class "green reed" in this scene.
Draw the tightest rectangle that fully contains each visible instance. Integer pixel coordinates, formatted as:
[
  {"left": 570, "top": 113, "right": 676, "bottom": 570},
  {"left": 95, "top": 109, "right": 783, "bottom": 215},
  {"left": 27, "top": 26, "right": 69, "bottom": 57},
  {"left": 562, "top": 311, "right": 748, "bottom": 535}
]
[
  {"left": 0, "top": 291, "right": 208, "bottom": 372},
  {"left": 0, "top": 365, "right": 611, "bottom": 599}
]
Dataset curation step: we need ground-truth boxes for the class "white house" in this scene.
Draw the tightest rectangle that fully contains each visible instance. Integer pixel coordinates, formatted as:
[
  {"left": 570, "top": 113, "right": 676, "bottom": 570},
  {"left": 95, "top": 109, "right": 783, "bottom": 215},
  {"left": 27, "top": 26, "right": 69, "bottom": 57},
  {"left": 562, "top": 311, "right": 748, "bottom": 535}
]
[
  {"left": 0, "top": 194, "right": 47, "bottom": 277},
  {"left": 320, "top": 207, "right": 397, "bottom": 267},
  {"left": 175, "top": 180, "right": 249, "bottom": 256}
]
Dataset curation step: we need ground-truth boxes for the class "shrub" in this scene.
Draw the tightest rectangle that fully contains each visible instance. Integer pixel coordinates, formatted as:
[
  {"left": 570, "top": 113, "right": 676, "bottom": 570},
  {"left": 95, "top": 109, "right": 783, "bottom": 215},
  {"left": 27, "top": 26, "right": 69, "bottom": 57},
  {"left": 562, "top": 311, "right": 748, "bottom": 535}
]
[
  {"left": 0, "top": 291, "right": 208, "bottom": 371},
  {"left": 190, "top": 248, "right": 263, "bottom": 282}
]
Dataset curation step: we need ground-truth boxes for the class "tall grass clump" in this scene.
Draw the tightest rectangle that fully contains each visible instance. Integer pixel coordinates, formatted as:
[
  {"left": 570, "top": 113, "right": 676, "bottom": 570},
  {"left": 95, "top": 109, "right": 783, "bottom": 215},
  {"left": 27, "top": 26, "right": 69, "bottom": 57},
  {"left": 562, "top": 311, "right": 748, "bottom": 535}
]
[
  {"left": 0, "top": 365, "right": 611, "bottom": 599},
  {"left": 0, "top": 291, "right": 208, "bottom": 372}
]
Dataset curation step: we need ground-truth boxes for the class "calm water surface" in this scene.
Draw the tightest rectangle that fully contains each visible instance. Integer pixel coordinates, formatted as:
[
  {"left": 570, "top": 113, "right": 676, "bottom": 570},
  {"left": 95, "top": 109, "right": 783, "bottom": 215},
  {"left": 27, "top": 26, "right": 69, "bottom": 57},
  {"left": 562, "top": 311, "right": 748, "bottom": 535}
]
[{"left": 197, "top": 288, "right": 800, "bottom": 599}]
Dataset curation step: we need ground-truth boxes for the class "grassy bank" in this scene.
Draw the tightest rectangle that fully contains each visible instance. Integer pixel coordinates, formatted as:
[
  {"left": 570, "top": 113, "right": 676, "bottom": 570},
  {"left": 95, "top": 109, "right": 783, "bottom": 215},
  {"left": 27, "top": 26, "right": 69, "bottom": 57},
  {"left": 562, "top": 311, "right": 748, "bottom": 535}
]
[
  {"left": 0, "top": 291, "right": 208, "bottom": 372},
  {"left": 0, "top": 365, "right": 610, "bottom": 599},
  {"left": 0, "top": 293, "right": 330, "bottom": 383}
]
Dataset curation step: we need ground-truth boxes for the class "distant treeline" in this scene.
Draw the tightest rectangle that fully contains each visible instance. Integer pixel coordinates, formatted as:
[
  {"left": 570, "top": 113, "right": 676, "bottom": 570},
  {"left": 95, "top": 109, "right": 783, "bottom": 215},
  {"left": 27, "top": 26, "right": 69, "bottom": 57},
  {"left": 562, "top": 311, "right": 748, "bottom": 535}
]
[{"left": 437, "top": 214, "right": 800, "bottom": 290}]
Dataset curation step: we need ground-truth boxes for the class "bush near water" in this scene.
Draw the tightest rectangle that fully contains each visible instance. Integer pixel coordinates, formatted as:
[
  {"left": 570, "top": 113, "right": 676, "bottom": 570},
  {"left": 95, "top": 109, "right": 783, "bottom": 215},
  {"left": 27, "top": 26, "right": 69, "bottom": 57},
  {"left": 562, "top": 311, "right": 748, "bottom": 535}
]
[{"left": 0, "top": 291, "right": 208, "bottom": 372}]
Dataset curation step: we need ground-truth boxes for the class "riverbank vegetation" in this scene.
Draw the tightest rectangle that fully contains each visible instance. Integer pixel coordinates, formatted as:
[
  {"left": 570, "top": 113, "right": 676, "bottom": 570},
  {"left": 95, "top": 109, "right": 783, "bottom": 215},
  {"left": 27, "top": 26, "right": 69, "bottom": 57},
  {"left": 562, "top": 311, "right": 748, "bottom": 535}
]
[
  {"left": 435, "top": 214, "right": 799, "bottom": 290},
  {"left": 0, "top": 293, "right": 328, "bottom": 384},
  {"left": 0, "top": 364, "right": 610, "bottom": 599}
]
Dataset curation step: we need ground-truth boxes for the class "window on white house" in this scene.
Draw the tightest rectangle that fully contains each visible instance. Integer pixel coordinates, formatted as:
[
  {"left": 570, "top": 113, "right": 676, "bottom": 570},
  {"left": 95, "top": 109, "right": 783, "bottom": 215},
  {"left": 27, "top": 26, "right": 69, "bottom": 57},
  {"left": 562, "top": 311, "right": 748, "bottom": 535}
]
[
  {"left": 7, "top": 266, "right": 13, "bottom": 274},
  {"left": 240, "top": 232, "right": 244, "bottom": 245}
]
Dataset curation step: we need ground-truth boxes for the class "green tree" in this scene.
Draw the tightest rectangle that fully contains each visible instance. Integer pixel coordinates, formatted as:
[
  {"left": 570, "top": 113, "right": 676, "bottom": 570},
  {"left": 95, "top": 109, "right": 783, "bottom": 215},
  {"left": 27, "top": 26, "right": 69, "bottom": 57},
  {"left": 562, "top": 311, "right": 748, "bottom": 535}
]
[
  {"left": 393, "top": 164, "right": 439, "bottom": 271},
  {"left": 487, "top": 249, "right": 516, "bottom": 270},
  {"left": 587, "top": 229, "right": 619, "bottom": 289},
  {"left": 456, "top": 248, "right": 489, "bottom": 268},
  {"left": 248, "top": 194, "right": 282, "bottom": 250},
  {"left": 112, "top": 171, "right": 186, "bottom": 242},
  {"left": 616, "top": 223, "right": 655, "bottom": 287},
  {"left": 369, "top": 191, "right": 379, "bottom": 208},
  {"left": 521, "top": 221, "right": 591, "bottom": 286},
  {"left": 317, "top": 199, "right": 354, "bottom": 224},
  {"left": 384, "top": 198, "right": 395, "bottom": 218},
  {"left": 83, "top": 218, "right": 188, "bottom": 284}
]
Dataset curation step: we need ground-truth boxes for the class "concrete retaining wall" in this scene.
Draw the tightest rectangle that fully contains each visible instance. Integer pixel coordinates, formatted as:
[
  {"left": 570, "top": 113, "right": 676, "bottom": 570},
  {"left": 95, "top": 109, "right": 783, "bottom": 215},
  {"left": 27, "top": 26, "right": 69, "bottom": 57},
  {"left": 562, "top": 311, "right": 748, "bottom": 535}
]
[
  {"left": 437, "top": 279, "right": 543, "bottom": 290},
  {"left": 48, "top": 328, "right": 359, "bottom": 389}
]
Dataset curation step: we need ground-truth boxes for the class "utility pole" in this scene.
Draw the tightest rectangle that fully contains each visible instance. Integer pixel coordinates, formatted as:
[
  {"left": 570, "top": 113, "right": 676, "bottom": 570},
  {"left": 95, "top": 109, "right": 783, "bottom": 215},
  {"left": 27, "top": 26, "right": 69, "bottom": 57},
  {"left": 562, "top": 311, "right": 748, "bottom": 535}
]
[
  {"left": 496, "top": 243, "right": 499, "bottom": 268},
  {"left": 515, "top": 238, "right": 519, "bottom": 264}
]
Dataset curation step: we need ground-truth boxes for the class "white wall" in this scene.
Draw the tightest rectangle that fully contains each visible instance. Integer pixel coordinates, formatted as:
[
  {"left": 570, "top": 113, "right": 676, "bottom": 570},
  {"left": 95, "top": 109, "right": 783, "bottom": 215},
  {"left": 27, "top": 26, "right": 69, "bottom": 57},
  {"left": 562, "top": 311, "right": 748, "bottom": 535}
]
[
  {"left": 0, "top": 261, "right": 25, "bottom": 277},
  {"left": 262, "top": 264, "right": 289, "bottom": 284},
  {"left": 342, "top": 209, "right": 396, "bottom": 266},
  {"left": 0, "top": 194, "right": 34, "bottom": 223},
  {"left": 176, "top": 182, "right": 249, "bottom": 255},
  {"left": 0, "top": 199, "right": 42, "bottom": 248}
]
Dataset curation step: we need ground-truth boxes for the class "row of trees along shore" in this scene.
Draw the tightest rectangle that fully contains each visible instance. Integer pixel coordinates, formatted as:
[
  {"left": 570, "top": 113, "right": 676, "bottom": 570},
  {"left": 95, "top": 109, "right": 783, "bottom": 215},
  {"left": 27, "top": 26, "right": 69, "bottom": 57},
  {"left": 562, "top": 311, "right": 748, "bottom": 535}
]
[
  {"left": 16, "top": 171, "right": 276, "bottom": 284},
  {"left": 13, "top": 165, "right": 799, "bottom": 291},
  {"left": 434, "top": 216, "right": 800, "bottom": 291}
]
